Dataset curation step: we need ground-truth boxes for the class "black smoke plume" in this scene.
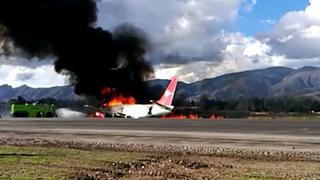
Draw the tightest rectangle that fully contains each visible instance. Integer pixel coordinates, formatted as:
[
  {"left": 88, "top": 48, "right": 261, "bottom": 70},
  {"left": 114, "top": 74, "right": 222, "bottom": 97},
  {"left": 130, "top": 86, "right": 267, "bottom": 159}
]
[{"left": 0, "top": 0, "right": 153, "bottom": 102}]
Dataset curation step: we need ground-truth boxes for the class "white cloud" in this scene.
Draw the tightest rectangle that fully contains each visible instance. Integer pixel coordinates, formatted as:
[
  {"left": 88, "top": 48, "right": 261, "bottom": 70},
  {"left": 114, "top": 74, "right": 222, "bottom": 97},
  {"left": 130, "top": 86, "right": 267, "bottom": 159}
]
[
  {"left": 155, "top": 26, "right": 320, "bottom": 83},
  {"left": 259, "top": 0, "right": 320, "bottom": 59},
  {"left": 301, "top": 25, "right": 320, "bottom": 39},
  {"left": 243, "top": 39, "right": 271, "bottom": 58},
  {"left": 8, "top": 66, "right": 66, "bottom": 88},
  {"left": 242, "top": 0, "right": 257, "bottom": 12},
  {"left": 261, "top": 19, "right": 276, "bottom": 26},
  {"left": 277, "top": 35, "right": 293, "bottom": 43},
  {"left": 305, "top": 0, "right": 320, "bottom": 20},
  {"left": 154, "top": 64, "right": 182, "bottom": 80},
  {"left": 98, "top": 0, "right": 242, "bottom": 64},
  {"left": 0, "top": 56, "right": 67, "bottom": 87},
  {"left": 155, "top": 32, "right": 283, "bottom": 83},
  {"left": 0, "top": 55, "right": 54, "bottom": 68}
]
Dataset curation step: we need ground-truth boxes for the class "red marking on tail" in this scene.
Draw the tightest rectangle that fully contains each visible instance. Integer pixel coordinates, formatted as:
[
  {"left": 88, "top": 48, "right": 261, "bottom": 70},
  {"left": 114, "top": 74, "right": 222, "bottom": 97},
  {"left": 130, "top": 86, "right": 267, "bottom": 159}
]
[{"left": 157, "top": 77, "right": 177, "bottom": 106}]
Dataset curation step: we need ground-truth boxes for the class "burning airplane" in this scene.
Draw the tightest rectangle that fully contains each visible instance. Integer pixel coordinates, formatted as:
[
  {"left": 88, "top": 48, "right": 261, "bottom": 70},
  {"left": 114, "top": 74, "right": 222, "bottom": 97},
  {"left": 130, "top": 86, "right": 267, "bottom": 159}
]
[{"left": 87, "top": 77, "right": 178, "bottom": 119}]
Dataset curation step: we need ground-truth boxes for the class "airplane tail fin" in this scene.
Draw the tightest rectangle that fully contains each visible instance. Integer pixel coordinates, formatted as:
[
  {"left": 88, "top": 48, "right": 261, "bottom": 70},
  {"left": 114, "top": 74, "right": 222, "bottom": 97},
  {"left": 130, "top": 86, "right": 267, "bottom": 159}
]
[{"left": 156, "top": 77, "right": 177, "bottom": 107}]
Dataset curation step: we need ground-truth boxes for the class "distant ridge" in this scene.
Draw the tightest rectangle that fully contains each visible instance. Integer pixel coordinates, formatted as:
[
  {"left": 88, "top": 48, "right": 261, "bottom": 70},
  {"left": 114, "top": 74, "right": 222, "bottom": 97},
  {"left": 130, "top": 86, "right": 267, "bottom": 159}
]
[
  {"left": 148, "top": 66, "right": 320, "bottom": 101},
  {"left": 0, "top": 85, "right": 80, "bottom": 102},
  {"left": 1, "top": 66, "right": 320, "bottom": 102}
]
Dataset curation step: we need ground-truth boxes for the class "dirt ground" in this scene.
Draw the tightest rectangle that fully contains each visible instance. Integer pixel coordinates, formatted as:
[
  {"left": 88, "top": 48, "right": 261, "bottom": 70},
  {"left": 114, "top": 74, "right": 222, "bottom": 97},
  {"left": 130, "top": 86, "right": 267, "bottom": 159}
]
[
  {"left": 0, "top": 139, "right": 319, "bottom": 179},
  {"left": 76, "top": 154, "right": 320, "bottom": 180},
  {"left": 0, "top": 145, "right": 319, "bottom": 179}
]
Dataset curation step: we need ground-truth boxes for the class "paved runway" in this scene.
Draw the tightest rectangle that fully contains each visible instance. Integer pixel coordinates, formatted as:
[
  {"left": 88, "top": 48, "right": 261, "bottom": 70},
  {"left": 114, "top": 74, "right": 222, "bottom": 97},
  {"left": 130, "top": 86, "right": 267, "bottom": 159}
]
[{"left": 0, "top": 118, "right": 319, "bottom": 151}]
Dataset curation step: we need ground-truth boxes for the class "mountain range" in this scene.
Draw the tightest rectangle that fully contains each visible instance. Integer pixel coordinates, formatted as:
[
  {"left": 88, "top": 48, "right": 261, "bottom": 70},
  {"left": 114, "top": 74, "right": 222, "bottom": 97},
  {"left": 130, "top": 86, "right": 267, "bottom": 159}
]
[
  {"left": 0, "top": 85, "right": 80, "bottom": 102},
  {"left": 1, "top": 66, "right": 320, "bottom": 102},
  {"left": 150, "top": 66, "right": 320, "bottom": 101}
]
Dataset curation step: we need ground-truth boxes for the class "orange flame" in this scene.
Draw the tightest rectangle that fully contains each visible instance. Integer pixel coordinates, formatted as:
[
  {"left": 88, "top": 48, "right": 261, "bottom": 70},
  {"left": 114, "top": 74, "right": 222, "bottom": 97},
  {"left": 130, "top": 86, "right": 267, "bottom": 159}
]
[
  {"left": 209, "top": 114, "right": 224, "bottom": 120},
  {"left": 89, "top": 110, "right": 105, "bottom": 119},
  {"left": 100, "top": 87, "right": 136, "bottom": 107},
  {"left": 161, "top": 113, "right": 200, "bottom": 120},
  {"left": 102, "top": 95, "right": 136, "bottom": 107}
]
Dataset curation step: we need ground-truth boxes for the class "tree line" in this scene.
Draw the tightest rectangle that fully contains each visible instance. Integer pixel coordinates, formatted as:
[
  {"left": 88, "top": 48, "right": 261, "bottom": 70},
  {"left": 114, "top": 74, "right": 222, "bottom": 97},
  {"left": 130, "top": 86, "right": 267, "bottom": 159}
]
[
  {"left": 7, "top": 96, "right": 88, "bottom": 109},
  {"left": 6, "top": 95, "right": 320, "bottom": 113},
  {"left": 196, "top": 96, "right": 320, "bottom": 113}
]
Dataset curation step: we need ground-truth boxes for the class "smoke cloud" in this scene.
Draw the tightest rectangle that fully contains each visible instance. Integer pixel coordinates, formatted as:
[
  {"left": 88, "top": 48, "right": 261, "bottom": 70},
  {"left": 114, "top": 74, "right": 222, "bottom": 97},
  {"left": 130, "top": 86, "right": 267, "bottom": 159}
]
[{"left": 0, "top": 0, "right": 153, "bottom": 101}]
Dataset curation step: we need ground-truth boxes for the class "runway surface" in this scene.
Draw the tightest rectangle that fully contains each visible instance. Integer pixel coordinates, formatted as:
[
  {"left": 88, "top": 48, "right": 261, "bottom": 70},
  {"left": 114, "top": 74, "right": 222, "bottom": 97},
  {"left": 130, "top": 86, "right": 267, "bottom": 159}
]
[{"left": 0, "top": 118, "right": 319, "bottom": 151}]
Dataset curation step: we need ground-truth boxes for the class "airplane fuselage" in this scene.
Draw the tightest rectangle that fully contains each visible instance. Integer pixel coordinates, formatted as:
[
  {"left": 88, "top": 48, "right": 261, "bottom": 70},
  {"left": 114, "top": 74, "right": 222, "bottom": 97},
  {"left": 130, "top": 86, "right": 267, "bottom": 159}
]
[
  {"left": 110, "top": 103, "right": 173, "bottom": 119},
  {"left": 85, "top": 77, "right": 177, "bottom": 119}
]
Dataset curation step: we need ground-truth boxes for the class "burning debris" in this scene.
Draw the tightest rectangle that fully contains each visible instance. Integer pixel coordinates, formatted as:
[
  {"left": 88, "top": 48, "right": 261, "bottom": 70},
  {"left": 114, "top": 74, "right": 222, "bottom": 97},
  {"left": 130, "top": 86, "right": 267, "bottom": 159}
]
[
  {"left": 209, "top": 114, "right": 224, "bottom": 120},
  {"left": 89, "top": 110, "right": 105, "bottom": 119},
  {"left": 161, "top": 113, "right": 225, "bottom": 120},
  {"left": 0, "top": 0, "right": 153, "bottom": 102},
  {"left": 161, "top": 113, "right": 200, "bottom": 120}
]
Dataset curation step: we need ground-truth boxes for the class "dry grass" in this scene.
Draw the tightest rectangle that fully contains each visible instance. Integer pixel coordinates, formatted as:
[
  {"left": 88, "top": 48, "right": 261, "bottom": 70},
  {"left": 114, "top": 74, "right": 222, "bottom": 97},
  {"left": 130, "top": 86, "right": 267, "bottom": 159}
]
[{"left": 0, "top": 145, "right": 319, "bottom": 179}]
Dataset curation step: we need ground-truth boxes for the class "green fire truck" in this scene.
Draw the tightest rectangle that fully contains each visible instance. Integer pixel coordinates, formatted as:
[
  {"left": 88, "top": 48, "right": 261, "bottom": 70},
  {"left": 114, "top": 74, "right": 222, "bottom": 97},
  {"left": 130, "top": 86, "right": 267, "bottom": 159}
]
[{"left": 10, "top": 103, "right": 56, "bottom": 118}]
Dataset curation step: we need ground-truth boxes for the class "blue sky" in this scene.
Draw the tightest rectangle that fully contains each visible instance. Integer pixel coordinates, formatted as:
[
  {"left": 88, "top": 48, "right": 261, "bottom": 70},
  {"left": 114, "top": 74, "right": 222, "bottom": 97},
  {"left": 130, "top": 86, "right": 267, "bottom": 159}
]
[{"left": 238, "top": 0, "right": 309, "bottom": 35}]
